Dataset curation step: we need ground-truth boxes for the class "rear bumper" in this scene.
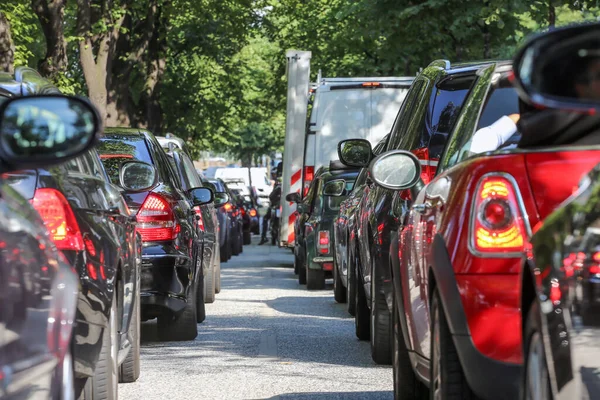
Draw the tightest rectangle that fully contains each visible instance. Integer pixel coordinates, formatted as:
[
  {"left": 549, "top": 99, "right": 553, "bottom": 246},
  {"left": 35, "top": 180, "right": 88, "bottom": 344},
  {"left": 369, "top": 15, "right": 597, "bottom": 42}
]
[{"left": 139, "top": 243, "right": 195, "bottom": 318}]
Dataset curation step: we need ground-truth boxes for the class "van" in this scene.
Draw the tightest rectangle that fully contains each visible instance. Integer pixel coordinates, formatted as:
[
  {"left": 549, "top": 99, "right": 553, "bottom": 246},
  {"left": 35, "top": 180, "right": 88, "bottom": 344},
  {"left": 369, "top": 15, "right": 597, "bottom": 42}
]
[{"left": 301, "top": 77, "right": 414, "bottom": 195}]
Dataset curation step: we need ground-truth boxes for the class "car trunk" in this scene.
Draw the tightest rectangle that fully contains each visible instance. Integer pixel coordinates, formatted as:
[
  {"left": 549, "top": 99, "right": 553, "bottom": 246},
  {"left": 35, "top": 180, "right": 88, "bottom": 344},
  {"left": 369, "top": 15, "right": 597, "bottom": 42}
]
[{"left": 524, "top": 149, "right": 600, "bottom": 219}]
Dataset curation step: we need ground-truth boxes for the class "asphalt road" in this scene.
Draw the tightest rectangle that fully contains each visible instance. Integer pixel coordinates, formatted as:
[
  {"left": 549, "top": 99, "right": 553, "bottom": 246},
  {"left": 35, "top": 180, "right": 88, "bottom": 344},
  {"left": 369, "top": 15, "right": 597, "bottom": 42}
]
[{"left": 119, "top": 239, "right": 393, "bottom": 400}]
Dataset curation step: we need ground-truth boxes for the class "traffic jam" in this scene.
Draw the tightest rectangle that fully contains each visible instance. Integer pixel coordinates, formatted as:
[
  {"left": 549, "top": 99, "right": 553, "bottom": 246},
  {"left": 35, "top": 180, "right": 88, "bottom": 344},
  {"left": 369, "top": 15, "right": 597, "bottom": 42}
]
[{"left": 1, "top": 18, "right": 600, "bottom": 400}]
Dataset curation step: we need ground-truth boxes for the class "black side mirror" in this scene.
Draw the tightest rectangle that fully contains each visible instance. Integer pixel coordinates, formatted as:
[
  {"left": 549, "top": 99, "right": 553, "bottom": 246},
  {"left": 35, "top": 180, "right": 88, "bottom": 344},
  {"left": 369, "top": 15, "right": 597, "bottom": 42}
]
[
  {"left": 189, "top": 187, "right": 214, "bottom": 206},
  {"left": 323, "top": 179, "right": 346, "bottom": 196},
  {"left": 0, "top": 95, "right": 100, "bottom": 171},
  {"left": 119, "top": 161, "right": 157, "bottom": 191},
  {"left": 214, "top": 192, "right": 229, "bottom": 207},
  {"left": 513, "top": 22, "right": 600, "bottom": 112},
  {"left": 338, "top": 139, "right": 372, "bottom": 167},
  {"left": 286, "top": 192, "right": 301, "bottom": 203}
]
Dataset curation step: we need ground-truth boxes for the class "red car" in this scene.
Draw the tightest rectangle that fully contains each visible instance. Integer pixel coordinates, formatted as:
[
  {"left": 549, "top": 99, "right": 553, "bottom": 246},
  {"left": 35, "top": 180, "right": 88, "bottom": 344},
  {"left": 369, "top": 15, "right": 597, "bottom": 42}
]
[{"left": 364, "top": 61, "right": 600, "bottom": 399}]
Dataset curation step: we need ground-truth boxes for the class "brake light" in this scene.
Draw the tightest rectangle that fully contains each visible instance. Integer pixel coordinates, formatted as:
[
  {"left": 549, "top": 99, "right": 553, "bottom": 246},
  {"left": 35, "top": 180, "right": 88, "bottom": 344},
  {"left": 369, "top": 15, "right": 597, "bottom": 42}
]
[
  {"left": 224, "top": 202, "right": 233, "bottom": 212},
  {"left": 241, "top": 208, "right": 246, "bottom": 216},
  {"left": 318, "top": 231, "right": 330, "bottom": 254},
  {"left": 136, "top": 193, "right": 179, "bottom": 241},
  {"left": 249, "top": 209, "right": 257, "bottom": 217},
  {"left": 362, "top": 82, "right": 381, "bottom": 87},
  {"left": 31, "top": 188, "right": 84, "bottom": 251},
  {"left": 590, "top": 265, "right": 600, "bottom": 274},
  {"left": 303, "top": 166, "right": 314, "bottom": 197},
  {"left": 470, "top": 175, "right": 529, "bottom": 255},
  {"left": 193, "top": 206, "right": 205, "bottom": 232}
]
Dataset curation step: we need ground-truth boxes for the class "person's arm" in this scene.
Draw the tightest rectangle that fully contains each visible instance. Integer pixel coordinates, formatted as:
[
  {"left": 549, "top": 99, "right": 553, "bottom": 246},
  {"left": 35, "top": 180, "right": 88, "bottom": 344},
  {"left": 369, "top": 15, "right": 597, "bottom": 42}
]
[{"left": 469, "top": 114, "right": 519, "bottom": 153}]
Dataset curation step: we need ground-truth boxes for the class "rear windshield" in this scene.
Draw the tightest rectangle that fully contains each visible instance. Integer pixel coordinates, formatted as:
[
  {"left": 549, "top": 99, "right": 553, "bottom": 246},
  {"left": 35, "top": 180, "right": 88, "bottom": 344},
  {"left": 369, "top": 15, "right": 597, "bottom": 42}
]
[{"left": 98, "top": 135, "right": 153, "bottom": 185}]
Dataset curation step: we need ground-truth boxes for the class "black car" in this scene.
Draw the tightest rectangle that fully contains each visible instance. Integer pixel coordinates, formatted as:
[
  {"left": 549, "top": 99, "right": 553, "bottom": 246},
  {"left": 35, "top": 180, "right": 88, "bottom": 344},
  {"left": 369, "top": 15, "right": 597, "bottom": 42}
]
[
  {"left": 165, "top": 147, "right": 225, "bottom": 304},
  {"left": 223, "top": 183, "right": 244, "bottom": 256},
  {"left": 98, "top": 128, "right": 213, "bottom": 341},
  {"left": 340, "top": 60, "right": 487, "bottom": 364},
  {"left": 206, "top": 177, "right": 235, "bottom": 262},
  {"left": 0, "top": 87, "right": 100, "bottom": 398},
  {"left": 289, "top": 164, "right": 359, "bottom": 290},
  {"left": 1, "top": 68, "right": 142, "bottom": 397},
  {"left": 523, "top": 163, "right": 600, "bottom": 400}
]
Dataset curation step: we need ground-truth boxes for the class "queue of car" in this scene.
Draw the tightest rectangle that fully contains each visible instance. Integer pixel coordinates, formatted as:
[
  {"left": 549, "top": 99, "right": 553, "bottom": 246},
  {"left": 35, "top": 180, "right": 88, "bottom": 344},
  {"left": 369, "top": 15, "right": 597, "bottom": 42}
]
[
  {"left": 0, "top": 68, "right": 256, "bottom": 399},
  {"left": 287, "top": 23, "right": 600, "bottom": 400}
]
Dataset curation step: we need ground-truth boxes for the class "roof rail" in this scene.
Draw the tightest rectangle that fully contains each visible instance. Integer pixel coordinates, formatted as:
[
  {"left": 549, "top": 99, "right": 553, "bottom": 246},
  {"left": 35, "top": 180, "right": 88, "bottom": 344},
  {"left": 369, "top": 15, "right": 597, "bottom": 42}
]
[{"left": 320, "top": 76, "right": 415, "bottom": 84}]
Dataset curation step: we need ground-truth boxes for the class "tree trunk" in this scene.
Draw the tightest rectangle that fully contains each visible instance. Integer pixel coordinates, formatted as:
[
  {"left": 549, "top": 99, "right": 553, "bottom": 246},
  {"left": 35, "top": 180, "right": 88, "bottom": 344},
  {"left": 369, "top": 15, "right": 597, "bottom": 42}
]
[
  {"left": 0, "top": 12, "right": 15, "bottom": 74},
  {"left": 548, "top": 0, "right": 556, "bottom": 27},
  {"left": 32, "top": 0, "right": 68, "bottom": 80},
  {"left": 482, "top": 23, "right": 491, "bottom": 59}
]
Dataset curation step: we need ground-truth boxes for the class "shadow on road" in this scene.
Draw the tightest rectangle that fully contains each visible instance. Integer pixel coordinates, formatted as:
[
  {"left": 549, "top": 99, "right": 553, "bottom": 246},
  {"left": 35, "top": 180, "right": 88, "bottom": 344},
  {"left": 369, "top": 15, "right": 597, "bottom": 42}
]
[{"left": 258, "top": 392, "right": 392, "bottom": 400}]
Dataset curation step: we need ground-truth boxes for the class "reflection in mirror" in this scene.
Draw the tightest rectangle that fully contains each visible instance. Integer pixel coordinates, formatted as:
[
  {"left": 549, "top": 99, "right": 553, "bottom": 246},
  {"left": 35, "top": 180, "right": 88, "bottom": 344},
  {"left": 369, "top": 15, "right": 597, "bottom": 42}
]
[
  {"left": 214, "top": 192, "right": 229, "bottom": 207},
  {"left": 0, "top": 96, "right": 96, "bottom": 160},
  {"left": 338, "top": 139, "right": 372, "bottom": 167},
  {"left": 323, "top": 179, "right": 345, "bottom": 196},
  {"left": 120, "top": 161, "right": 156, "bottom": 191},
  {"left": 370, "top": 151, "right": 420, "bottom": 190},
  {"left": 189, "top": 187, "right": 213, "bottom": 206}
]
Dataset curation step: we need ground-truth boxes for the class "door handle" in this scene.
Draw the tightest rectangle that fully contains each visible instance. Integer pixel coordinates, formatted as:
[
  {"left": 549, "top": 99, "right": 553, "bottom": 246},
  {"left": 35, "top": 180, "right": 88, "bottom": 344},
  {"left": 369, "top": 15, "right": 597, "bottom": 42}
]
[{"left": 412, "top": 202, "right": 432, "bottom": 214}]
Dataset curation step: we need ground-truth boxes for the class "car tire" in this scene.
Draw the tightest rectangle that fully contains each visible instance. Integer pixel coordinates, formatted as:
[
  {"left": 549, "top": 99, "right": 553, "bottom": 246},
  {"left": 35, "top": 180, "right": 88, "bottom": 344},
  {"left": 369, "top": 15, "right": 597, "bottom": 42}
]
[
  {"left": 83, "top": 290, "right": 118, "bottom": 400},
  {"left": 333, "top": 257, "right": 346, "bottom": 303},
  {"left": 215, "top": 251, "right": 222, "bottom": 294},
  {"left": 196, "top": 274, "right": 206, "bottom": 323},
  {"left": 243, "top": 230, "right": 251, "bottom": 245},
  {"left": 232, "top": 231, "right": 241, "bottom": 256},
  {"left": 392, "top": 291, "right": 428, "bottom": 400},
  {"left": 298, "top": 251, "right": 307, "bottom": 285},
  {"left": 370, "top": 263, "right": 392, "bottom": 365},
  {"left": 294, "top": 250, "right": 299, "bottom": 275},
  {"left": 157, "top": 285, "right": 198, "bottom": 341},
  {"left": 346, "top": 244, "right": 357, "bottom": 316},
  {"left": 355, "top": 266, "right": 370, "bottom": 341},
  {"left": 119, "top": 282, "right": 141, "bottom": 383},
  {"left": 306, "top": 267, "right": 325, "bottom": 290},
  {"left": 523, "top": 301, "right": 551, "bottom": 400},
  {"left": 204, "top": 258, "right": 216, "bottom": 304},
  {"left": 430, "top": 288, "right": 478, "bottom": 400},
  {"left": 220, "top": 242, "right": 229, "bottom": 264}
]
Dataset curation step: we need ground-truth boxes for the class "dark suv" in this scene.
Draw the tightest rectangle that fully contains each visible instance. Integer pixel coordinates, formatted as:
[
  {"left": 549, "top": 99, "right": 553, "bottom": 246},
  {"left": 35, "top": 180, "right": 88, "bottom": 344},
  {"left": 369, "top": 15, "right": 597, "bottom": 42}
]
[
  {"left": 98, "top": 128, "right": 213, "bottom": 342},
  {"left": 341, "top": 60, "right": 487, "bottom": 365}
]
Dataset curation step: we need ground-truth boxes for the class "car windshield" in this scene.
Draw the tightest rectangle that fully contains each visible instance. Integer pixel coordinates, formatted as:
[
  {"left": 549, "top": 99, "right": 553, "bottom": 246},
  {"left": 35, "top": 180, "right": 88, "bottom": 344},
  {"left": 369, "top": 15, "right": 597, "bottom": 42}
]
[{"left": 98, "top": 135, "right": 153, "bottom": 185}]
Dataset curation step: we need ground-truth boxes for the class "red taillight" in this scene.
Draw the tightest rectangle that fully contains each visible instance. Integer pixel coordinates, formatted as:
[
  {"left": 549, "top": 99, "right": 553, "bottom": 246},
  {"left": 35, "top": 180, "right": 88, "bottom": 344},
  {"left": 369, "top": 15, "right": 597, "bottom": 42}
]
[
  {"left": 593, "top": 252, "right": 600, "bottom": 263},
  {"left": 193, "top": 206, "right": 205, "bottom": 232},
  {"left": 470, "top": 175, "right": 529, "bottom": 255},
  {"left": 590, "top": 265, "right": 600, "bottom": 274},
  {"left": 224, "top": 202, "right": 233, "bottom": 212},
  {"left": 318, "top": 231, "right": 330, "bottom": 254},
  {"left": 249, "top": 209, "right": 257, "bottom": 217},
  {"left": 31, "top": 188, "right": 84, "bottom": 251},
  {"left": 550, "top": 280, "right": 561, "bottom": 303},
  {"left": 411, "top": 147, "right": 438, "bottom": 185},
  {"left": 303, "top": 166, "right": 314, "bottom": 197},
  {"left": 362, "top": 82, "right": 381, "bottom": 87},
  {"left": 241, "top": 208, "right": 246, "bottom": 216},
  {"left": 136, "top": 193, "right": 179, "bottom": 241}
]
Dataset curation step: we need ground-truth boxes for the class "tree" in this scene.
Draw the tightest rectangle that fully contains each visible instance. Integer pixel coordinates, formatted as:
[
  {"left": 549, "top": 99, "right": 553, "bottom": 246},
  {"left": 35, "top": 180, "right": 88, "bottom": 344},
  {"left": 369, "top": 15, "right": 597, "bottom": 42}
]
[
  {"left": 0, "top": 11, "right": 15, "bottom": 73},
  {"left": 32, "top": 0, "right": 68, "bottom": 80}
]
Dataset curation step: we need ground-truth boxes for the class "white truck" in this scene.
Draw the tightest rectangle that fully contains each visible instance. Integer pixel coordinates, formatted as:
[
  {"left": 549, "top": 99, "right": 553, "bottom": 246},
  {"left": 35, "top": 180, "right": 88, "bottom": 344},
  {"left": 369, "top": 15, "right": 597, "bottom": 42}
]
[{"left": 279, "top": 50, "right": 414, "bottom": 248}]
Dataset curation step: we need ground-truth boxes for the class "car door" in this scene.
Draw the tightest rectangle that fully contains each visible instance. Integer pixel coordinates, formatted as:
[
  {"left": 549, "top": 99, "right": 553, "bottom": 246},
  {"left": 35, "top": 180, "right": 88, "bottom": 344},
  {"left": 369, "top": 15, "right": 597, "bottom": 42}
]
[
  {"left": 296, "top": 177, "right": 319, "bottom": 254},
  {"left": 404, "top": 65, "right": 497, "bottom": 357}
]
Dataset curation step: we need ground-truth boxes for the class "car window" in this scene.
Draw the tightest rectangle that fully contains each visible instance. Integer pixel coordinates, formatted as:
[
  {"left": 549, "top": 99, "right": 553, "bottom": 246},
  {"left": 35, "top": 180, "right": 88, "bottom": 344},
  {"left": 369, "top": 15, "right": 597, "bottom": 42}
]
[
  {"left": 98, "top": 135, "right": 153, "bottom": 185},
  {"left": 373, "top": 134, "right": 390, "bottom": 155},
  {"left": 387, "top": 79, "right": 429, "bottom": 151},
  {"left": 181, "top": 153, "right": 203, "bottom": 189},
  {"left": 303, "top": 177, "right": 319, "bottom": 207}
]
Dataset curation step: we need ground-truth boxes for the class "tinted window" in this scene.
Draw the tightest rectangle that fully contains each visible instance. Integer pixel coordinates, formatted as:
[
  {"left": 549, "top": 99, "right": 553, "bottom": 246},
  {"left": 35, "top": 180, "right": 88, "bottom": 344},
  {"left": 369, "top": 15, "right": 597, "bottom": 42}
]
[
  {"left": 181, "top": 154, "right": 203, "bottom": 188},
  {"left": 387, "top": 79, "right": 429, "bottom": 151},
  {"left": 98, "top": 136, "right": 153, "bottom": 185},
  {"left": 324, "top": 180, "right": 355, "bottom": 211}
]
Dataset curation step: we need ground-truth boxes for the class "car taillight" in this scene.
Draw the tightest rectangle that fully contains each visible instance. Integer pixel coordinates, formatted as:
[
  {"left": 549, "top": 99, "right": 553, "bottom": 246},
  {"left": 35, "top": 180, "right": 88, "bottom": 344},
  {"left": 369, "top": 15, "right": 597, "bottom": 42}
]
[
  {"left": 31, "top": 188, "right": 84, "bottom": 251},
  {"left": 411, "top": 147, "right": 438, "bottom": 185},
  {"left": 470, "top": 175, "right": 529, "bottom": 256},
  {"left": 224, "top": 202, "right": 233, "bottom": 212},
  {"left": 136, "top": 193, "right": 179, "bottom": 241},
  {"left": 241, "top": 208, "right": 246, "bottom": 216},
  {"left": 318, "top": 231, "right": 330, "bottom": 254},
  {"left": 193, "top": 206, "right": 205, "bottom": 232},
  {"left": 303, "top": 166, "right": 314, "bottom": 197},
  {"left": 249, "top": 209, "right": 257, "bottom": 217}
]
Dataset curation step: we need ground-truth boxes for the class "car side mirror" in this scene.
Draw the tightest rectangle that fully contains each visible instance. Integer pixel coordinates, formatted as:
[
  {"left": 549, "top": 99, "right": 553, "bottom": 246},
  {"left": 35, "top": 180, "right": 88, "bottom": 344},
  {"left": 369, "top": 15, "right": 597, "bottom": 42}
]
[
  {"left": 338, "top": 139, "right": 372, "bottom": 167},
  {"left": 189, "top": 187, "right": 214, "bottom": 206},
  {"left": 323, "top": 179, "right": 345, "bottom": 196},
  {"left": 286, "top": 192, "right": 301, "bottom": 203},
  {"left": 513, "top": 23, "right": 600, "bottom": 112},
  {"left": 214, "top": 192, "right": 229, "bottom": 207},
  {"left": 0, "top": 95, "right": 100, "bottom": 171},
  {"left": 119, "top": 161, "right": 157, "bottom": 191},
  {"left": 369, "top": 150, "right": 421, "bottom": 190}
]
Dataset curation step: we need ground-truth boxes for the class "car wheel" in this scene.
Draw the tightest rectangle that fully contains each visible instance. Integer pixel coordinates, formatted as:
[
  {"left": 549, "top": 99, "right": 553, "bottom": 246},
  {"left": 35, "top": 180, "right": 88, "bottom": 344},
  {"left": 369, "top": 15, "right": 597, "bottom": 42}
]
[
  {"left": 204, "top": 255, "right": 216, "bottom": 304},
  {"left": 298, "top": 249, "right": 307, "bottom": 285},
  {"left": 370, "top": 262, "right": 392, "bottom": 365},
  {"left": 392, "top": 290, "right": 427, "bottom": 400},
  {"left": 355, "top": 265, "right": 370, "bottom": 341},
  {"left": 196, "top": 274, "right": 206, "bottom": 323},
  {"left": 119, "top": 281, "right": 141, "bottom": 383},
  {"left": 524, "top": 301, "right": 552, "bottom": 400},
  {"left": 215, "top": 250, "right": 222, "bottom": 294},
  {"left": 157, "top": 284, "right": 198, "bottom": 341},
  {"left": 347, "top": 245, "right": 357, "bottom": 316},
  {"left": 333, "top": 257, "right": 347, "bottom": 303},
  {"left": 220, "top": 241, "right": 229, "bottom": 264},
  {"left": 294, "top": 249, "right": 299, "bottom": 275},
  {"left": 430, "top": 288, "right": 478, "bottom": 400},
  {"left": 306, "top": 267, "right": 325, "bottom": 290},
  {"left": 232, "top": 230, "right": 241, "bottom": 256},
  {"left": 243, "top": 230, "right": 251, "bottom": 245},
  {"left": 83, "top": 290, "right": 118, "bottom": 400}
]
